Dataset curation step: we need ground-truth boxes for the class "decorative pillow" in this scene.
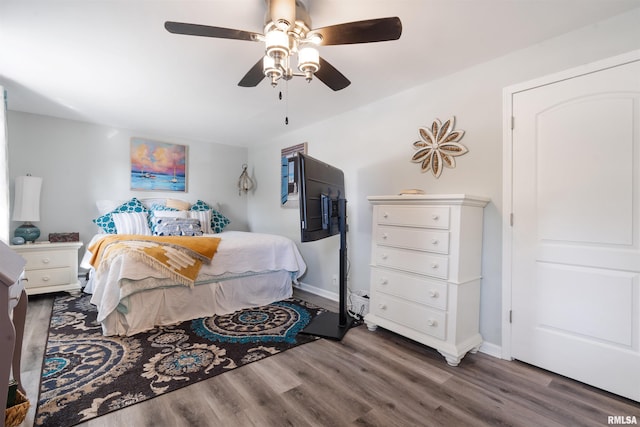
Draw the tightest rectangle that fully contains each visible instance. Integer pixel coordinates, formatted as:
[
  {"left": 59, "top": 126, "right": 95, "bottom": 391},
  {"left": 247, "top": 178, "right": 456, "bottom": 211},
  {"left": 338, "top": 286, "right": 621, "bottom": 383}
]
[
  {"left": 166, "top": 198, "right": 191, "bottom": 211},
  {"left": 149, "top": 207, "right": 187, "bottom": 234},
  {"left": 189, "top": 210, "right": 213, "bottom": 234},
  {"left": 96, "top": 200, "right": 123, "bottom": 216},
  {"left": 112, "top": 212, "right": 151, "bottom": 235},
  {"left": 191, "top": 200, "right": 230, "bottom": 233},
  {"left": 93, "top": 198, "right": 148, "bottom": 234},
  {"left": 152, "top": 217, "right": 203, "bottom": 236}
]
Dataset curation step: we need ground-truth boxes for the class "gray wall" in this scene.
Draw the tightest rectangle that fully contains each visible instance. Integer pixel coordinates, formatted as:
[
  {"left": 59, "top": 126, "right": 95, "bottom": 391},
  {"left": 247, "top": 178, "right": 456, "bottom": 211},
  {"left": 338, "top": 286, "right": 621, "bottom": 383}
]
[
  {"left": 247, "top": 8, "right": 640, "bottom": 351},
  {"left": 7, "top": 112, "right": 249, "bottom": 258}
]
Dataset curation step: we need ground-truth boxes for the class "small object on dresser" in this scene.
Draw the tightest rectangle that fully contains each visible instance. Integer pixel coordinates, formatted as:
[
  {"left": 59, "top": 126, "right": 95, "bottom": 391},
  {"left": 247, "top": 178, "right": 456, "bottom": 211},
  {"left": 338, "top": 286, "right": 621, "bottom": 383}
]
[
  {"left": 49, "top": 232, "right": 80, "bottom": 243},
  {"left": 10, "top": 237, "right": 24, "bottom": 245},
  {"left": 398, "top": 189, "right": 425, "bottom": 195}
]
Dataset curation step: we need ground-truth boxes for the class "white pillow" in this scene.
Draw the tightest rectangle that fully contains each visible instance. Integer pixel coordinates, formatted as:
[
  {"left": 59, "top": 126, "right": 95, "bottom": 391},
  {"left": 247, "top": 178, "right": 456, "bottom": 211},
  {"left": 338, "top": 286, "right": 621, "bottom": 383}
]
[
  {"left": 189, "top": 209, "right": 213, "bottom": 234},
  {"left": 152, "top": 210, "right": 188, "bottom": 219},
  {"left": 96, "top": 200, "right": 123, "bottom": 215},
  {"left": 112, "top": 212, "right": 151, "bottom": 235}
]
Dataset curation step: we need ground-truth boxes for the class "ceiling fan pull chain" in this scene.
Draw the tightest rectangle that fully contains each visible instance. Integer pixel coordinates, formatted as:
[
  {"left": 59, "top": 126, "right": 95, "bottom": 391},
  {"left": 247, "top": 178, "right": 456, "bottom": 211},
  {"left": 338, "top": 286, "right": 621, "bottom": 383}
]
[{"left": 285, "top": 81, "right": 289, "bottom": 125}]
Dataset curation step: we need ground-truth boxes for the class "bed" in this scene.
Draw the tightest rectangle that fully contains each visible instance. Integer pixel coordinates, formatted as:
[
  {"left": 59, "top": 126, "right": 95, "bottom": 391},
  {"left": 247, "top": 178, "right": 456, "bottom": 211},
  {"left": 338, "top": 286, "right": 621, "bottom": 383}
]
[{"left": 81, "top": 198, "right": 307, "bottom": 336}]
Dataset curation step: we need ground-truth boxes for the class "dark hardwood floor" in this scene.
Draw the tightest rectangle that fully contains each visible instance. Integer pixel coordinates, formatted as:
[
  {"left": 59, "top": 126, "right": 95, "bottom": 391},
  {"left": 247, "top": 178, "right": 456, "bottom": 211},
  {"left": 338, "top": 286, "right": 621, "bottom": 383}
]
[{"left": 17, "top": 289, "right": 639, "bottom": 427}]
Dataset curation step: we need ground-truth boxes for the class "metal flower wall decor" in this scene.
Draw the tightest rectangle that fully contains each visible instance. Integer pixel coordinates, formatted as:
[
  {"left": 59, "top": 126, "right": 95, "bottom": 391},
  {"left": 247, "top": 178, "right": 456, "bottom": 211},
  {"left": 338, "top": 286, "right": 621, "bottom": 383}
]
[{"left": 411, "top": 116, "right": 468, "bottom": 178}]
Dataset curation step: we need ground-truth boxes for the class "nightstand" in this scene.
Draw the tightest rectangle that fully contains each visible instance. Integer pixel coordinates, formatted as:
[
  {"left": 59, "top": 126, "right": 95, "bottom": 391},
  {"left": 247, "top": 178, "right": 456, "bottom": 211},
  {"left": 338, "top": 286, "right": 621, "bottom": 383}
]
[{"left": 10, "top": 241, "right": 83, "bottom": 295}]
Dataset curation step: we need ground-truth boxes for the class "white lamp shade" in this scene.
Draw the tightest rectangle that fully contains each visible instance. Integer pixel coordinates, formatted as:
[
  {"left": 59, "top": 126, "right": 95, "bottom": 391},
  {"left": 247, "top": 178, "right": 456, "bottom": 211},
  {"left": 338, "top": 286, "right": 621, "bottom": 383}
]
[
  {"left": 263, "top": 55, "right": 283, "bottom": 78},
  {"left": 265, "top": 29, "right": 289, "bottom": 58},
  {"left": 298, "top": 45, "right": 320, "bottom": 72},
  {"left": 12, "top": 175, "right": 42, "bottom": 222}
]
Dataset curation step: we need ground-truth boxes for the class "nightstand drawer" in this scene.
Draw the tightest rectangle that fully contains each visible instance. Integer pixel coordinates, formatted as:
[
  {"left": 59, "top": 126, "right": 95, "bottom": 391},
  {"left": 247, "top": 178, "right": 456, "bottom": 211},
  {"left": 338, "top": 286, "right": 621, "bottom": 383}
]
[
  {"left": 371, "top": 293, "right": 446, "bottom": 340},
  {"left": 375, "top": 225, "right": 449, "bottom": 254},
  {"left": 21, "top": 250, "right": 74, "bottom": 270},
  {"left": 371, "top": 267, "right": 447, "bottom": 310},
  {"left": 377, "top": 206, "right": 450, "bottom": 229},
  {"left": 24, "top": 267, "right": 75, "bottom": 288},
  {"left": 374, "top": 246, "right": 449, "bottom": 279}
]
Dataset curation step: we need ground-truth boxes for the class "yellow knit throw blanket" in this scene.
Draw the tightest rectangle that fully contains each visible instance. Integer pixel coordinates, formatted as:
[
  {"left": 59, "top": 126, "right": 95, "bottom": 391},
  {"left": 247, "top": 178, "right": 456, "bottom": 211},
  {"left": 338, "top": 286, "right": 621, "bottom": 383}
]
[{"left": 89, "top": 235, "right": 221, "bottom": 287}]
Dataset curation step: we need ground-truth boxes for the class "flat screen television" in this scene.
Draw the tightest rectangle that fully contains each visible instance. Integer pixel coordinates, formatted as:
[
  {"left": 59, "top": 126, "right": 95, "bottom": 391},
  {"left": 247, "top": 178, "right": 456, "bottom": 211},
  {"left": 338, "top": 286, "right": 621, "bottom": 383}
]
[
  {"left": 297, "top": 153, "right": 353, "bottom": 340},
  {"left": 297, "top": 153, "right": 345, "bottom": 242}
]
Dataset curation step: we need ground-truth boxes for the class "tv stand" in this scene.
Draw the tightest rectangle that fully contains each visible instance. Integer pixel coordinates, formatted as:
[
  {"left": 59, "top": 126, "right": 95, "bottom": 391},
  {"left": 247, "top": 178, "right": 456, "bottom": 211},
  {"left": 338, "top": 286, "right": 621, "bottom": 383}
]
[{"left": 301, "top": 198, "right": 354, "bottom": 340}]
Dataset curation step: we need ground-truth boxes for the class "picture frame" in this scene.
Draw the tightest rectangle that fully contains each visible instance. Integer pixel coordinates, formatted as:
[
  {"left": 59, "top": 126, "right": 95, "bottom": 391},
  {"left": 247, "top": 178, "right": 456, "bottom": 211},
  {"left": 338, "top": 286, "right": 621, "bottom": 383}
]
[
  {"left": 281, "top": 142, "right": 307, "bottom": 208},
  {"left": 130, "top": 138, "right": 187, "bottom": 192}
]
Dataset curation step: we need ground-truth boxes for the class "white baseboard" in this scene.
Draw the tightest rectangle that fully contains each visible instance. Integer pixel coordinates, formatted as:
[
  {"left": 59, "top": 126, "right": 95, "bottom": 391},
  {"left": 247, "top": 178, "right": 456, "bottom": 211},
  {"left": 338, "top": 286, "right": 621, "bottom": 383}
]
[
  {"left": 478, "top": 341, "right": 502, "bottom": 359},
  {"left": 293, "top": 281, "right": 338, "bottom": 302}
]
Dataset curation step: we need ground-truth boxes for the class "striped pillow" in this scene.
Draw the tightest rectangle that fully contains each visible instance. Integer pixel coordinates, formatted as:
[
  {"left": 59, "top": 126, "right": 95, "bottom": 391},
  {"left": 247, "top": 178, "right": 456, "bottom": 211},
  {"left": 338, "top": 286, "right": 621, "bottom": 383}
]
[
  {"left": 112, "top": 212, "right": 151, "bottom": 235},
  {"left": 189, "top": 210, "right": 213, "bottom": 234}
]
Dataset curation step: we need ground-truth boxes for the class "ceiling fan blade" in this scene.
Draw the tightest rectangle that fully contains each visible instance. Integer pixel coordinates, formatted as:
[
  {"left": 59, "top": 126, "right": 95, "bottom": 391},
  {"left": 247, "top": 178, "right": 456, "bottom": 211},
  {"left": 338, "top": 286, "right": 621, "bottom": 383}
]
[
  {"left": 311, "top": 17, "right": 402, "bottom": 46},
  {"left": 238, "top": 58, "right": 266, "bottom": 87},
  {"left": 165, "top": 21, "right": 261, "bottom": 42},
  {"left": 315, "top": 57, "right": 351, "bottom": 91}
]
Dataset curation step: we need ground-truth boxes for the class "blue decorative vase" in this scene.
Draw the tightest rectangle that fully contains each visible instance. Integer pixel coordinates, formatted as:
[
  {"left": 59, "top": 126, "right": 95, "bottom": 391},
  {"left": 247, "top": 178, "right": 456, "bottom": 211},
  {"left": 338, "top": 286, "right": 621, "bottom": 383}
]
[{"left": 15, "top": 222, "right": 40, "bottom": 243}]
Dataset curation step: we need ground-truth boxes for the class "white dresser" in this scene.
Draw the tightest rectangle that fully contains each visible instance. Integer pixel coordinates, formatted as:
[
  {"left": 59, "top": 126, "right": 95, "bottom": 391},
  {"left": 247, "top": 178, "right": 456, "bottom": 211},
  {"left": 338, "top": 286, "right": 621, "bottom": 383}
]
[
  {"left": 365, "top": 194, "right": 489, "bottom": 366},
  {"left": 10, "top": 241, "right": 83, "bottom": 295}
]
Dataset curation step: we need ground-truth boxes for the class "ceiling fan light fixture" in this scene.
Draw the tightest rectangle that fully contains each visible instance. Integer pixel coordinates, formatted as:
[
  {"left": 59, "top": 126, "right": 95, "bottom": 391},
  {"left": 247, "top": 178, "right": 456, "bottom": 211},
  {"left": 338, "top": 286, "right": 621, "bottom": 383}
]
[
  {"left": 265, "top": 28, "right": 290, "bottom": 59},
  {"left": 263, "top": 55, "right": 283, "bottom": 86},
  {"left": 297, "top": 45, "right": 319, "bottom": 81}
]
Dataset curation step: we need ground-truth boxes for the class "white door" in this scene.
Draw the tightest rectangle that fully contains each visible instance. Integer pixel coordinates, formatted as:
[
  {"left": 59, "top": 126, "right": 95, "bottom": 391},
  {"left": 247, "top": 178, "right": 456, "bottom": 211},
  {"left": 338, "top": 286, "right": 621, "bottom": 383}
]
[{"left": 511, "top": 57, "right": 640, "bottom": 401}]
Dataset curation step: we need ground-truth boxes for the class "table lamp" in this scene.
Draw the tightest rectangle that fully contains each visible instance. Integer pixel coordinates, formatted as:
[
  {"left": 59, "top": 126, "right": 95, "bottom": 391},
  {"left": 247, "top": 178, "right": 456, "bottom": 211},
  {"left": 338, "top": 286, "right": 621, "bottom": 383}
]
[{"left": 12, "top": 175, "right": 42, "bottom": 243}]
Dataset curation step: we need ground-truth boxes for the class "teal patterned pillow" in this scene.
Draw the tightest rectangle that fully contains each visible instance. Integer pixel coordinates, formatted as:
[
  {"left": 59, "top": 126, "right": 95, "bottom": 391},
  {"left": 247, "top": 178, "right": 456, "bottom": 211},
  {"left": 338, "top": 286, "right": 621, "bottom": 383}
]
[
  {"left": 93, "top": 197, "right": 148, "bottom": 234},
  {"left": 190, "top": 200, "right": 230, "bottom": 233}
]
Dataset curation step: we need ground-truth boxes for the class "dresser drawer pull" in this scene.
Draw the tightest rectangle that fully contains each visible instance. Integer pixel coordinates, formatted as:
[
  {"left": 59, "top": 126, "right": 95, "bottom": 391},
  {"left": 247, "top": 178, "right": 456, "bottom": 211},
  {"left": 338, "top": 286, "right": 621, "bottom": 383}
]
[
  {"left": 432, "top": 214, "right": 439, "bottom": 221},
  {"left": 42, "top": 276, "right": 50, "bottom": 282},
  {"left": 431, "top": 239, "right": 439, "bottom": 245},
  {"left": 381, "top": 254, "right": 388, "bottom": 260},
  {"left": 428, "top": 290, "right": 439, "bottom": 298},
  {"left": 383, "top": 212, "right": 389, "bottom": 219},
  {"left": 431, "top": 263, "right": 439, "bottom": 269},
  {"left": 382, "top": 233, "right": 388, "bottom": 240},
  {"left": 427, "top": 319, "right": 438, "bottom": 327},
  {"left": 378, "top": 303, "right": 387, "bottom": 310},
  {"left": 379, "top": 278, "right": 388, "bottom": 285},
  {"left": 42, "top": 257, "right": 50, "bottom": 264}
]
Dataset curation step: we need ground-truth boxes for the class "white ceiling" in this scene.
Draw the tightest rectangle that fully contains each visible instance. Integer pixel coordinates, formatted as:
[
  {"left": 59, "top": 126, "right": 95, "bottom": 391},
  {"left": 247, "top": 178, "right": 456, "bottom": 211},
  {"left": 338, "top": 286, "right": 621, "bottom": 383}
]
[{"left": 2, "top": 0, "right": 639, "bottom": 147}]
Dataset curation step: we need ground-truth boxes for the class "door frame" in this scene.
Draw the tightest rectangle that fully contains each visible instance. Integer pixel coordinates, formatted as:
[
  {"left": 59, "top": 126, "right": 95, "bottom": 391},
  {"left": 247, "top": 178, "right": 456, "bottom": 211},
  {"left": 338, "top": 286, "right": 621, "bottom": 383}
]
[{"left": 501, "top": 49, "right": 640, "bottom": 360}]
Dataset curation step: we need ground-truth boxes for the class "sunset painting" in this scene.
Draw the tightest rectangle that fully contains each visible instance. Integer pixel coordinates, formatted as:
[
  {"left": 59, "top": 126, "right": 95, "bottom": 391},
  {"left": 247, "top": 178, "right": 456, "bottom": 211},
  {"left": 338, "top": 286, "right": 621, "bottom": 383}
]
[{"left": 130, "top": 138, "right": 187, "bottom": 192}]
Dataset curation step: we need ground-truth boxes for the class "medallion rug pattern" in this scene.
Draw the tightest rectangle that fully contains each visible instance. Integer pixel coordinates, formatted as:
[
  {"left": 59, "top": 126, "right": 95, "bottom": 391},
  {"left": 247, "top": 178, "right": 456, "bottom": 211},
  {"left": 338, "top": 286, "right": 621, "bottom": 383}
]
[{"left": 35, "top": 293, "right": 320, "bottom": 426}]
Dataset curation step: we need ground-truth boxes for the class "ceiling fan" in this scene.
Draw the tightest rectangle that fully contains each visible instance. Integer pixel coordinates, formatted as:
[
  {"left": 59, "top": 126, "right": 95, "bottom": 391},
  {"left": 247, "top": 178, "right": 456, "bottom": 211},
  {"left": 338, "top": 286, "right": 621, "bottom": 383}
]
[{"left": 164, "top": 0, "right": 402, "bottom": 91}]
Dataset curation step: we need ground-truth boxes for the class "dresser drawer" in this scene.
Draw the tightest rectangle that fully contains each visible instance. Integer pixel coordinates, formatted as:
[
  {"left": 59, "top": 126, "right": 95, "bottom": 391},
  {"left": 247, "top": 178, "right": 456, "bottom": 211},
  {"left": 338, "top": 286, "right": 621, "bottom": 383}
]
[
  {"left": 377, "top": 206, "right": 450, "bottom": 229},
  {"left": 371, "top": 293, "right": 446, "bottom": 340},
  {"left": 24, "top": 267, "right": 75, "bottom": 288},
  {"left": 21, "top": 250, "right": 74, "bottom": 270},
  {"left": 371, "top": 267, "right": 447, "bottom": 310},
  {"left": 374, "top": 246, "right": 449, "bottom": 279},
  {"left": 375, "top": 225, "right": 449, "bottom": 254}
]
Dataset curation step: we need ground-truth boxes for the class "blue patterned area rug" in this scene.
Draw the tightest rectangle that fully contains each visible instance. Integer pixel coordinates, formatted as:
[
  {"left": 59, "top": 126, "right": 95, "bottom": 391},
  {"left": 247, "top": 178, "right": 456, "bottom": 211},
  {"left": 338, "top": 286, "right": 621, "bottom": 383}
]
[{"left": 34, "top": 293, "right": 321, "bottom": 426}]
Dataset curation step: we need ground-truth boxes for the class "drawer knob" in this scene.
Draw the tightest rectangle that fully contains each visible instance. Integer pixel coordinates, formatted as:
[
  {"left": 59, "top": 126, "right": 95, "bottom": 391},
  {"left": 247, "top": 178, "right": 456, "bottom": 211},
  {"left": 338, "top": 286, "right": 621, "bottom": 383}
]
[
  {"left": 383, "top": 212, "right": 389, "bottom": 219},
  {"left": 431, "top": 263, "right": 439, "bottom": 269},
  {"left": 428, "top": 290, "right": 439, "bottom": 298},
  {"left": 380, "top": 278, "right": 388, "bottom": 285},
  {"left": 427, "top": 319, "right": 438, "bottom": 327},
  {"left": 42, "top": 257, "right": 50, "bottom": 264},
  {"left": 42, "top": 276, "right": 50, "bottom": 282},
  {"left": 432, "top": 214, "right": 439, "bottom": 221},
  {"left": 378, "top": 303, "right": 387, "bottom": 310},
  {"left": 382, "top": 233, "right": 388, "bottom": 240},
  {"left": 381, "top": 254, "right": 388, "bottom": 260},
  {"left": 431, "top": 239, "right": 439, "bottom": 245}
]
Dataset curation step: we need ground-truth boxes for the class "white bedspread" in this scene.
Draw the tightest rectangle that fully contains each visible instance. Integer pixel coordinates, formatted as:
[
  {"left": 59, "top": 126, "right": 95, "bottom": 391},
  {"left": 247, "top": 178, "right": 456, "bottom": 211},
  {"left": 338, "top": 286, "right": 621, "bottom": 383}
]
[{"left": 82, "top": 231, "right": 307, "bottom": 324}]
